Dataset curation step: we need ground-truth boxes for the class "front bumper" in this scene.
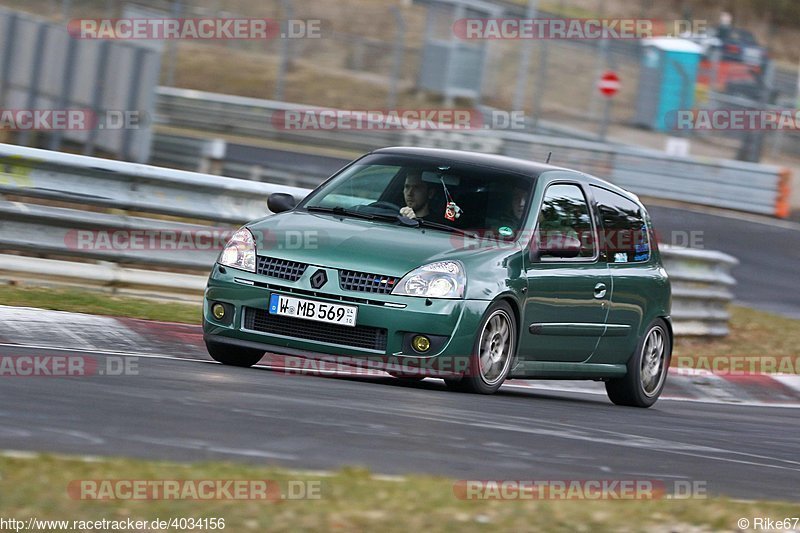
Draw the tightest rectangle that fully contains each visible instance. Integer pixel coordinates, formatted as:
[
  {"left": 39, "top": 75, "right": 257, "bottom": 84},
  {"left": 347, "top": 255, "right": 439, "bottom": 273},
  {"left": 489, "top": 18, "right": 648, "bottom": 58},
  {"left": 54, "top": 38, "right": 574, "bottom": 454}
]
[{"left": 203, "top": 264, "right": 491, "bottom": 376}]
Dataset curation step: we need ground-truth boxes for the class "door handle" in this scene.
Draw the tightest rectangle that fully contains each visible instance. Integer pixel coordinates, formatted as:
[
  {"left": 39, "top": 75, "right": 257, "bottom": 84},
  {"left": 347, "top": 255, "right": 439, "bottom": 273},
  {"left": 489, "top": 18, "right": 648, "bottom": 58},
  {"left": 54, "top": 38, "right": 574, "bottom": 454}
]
[{"left": 594, "top": 283, "right": 607, "bottom": 299}]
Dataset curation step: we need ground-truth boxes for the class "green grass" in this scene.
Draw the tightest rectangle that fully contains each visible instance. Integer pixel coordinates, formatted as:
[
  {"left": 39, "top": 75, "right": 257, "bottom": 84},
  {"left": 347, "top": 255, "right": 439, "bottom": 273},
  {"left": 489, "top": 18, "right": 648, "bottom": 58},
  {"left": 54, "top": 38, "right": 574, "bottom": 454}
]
[
  {"left": 0, "top": 285, "right": 201, "bottom": 324},
  {"left": 673, "top": 306, "right": 800, "bottom": 372},
  {"left": 1, "top": 454, "right": 796, "bottom": 532}
]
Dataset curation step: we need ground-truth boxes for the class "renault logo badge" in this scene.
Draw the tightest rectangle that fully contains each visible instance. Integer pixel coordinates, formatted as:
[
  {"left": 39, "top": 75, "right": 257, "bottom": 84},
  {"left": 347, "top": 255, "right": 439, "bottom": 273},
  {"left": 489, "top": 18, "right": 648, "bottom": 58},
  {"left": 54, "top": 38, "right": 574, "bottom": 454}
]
[{"left": 310, "top": 269, "right": 328, "bottom": 289}]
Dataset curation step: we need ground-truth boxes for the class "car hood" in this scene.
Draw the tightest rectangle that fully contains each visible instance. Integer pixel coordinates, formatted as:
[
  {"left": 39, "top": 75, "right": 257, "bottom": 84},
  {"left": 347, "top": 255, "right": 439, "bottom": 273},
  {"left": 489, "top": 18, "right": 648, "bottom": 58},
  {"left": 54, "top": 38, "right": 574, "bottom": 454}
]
[{"left": 247, "top": 210, "right": 507, "bottom": 277}]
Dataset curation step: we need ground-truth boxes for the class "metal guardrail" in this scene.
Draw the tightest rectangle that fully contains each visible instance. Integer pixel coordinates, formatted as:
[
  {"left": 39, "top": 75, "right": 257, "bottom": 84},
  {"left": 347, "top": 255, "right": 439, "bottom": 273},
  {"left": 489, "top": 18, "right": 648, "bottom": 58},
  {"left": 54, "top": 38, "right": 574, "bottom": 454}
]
[
  {"left": 0, "top": 142, "right": 308, "bottom": 224},
  {"left": 149, "top": 133, "right": 344, "bottom": 189},
  {"left": 0, "top": 142, "right": 737, "bottom": 336},
  {"left": 155, "top": 86, "right": 792, "bottom": 219},
  {"left": 0, "top": 253, "right": 205, "bottom": 303},
  {"left": 0, "top": 200, "right": 217, "bottom": 270},
  {"left": 156, "top": 87, "right": 406, "bottom": 153},
  {"left": 660, "top": 245, "right": 738, "bottom": 337}
]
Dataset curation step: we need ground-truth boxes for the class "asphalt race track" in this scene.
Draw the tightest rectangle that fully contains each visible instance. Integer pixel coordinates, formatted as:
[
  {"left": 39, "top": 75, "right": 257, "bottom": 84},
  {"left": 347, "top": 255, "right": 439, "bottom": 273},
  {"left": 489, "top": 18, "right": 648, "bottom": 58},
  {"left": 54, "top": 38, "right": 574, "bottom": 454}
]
[{"left": 3, "top": 342, "right": 799, "bottom": 502}]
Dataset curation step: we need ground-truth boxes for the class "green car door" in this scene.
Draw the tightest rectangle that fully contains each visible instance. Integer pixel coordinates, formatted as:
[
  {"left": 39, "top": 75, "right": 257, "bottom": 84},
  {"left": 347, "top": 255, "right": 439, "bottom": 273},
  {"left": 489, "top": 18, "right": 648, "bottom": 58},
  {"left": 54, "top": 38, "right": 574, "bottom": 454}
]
[
  {"left": 519, "top": 178, "right": 611, "bottom": 363},
  {"left": 588, "top": 185, "right": 671, "bottom": 365}
]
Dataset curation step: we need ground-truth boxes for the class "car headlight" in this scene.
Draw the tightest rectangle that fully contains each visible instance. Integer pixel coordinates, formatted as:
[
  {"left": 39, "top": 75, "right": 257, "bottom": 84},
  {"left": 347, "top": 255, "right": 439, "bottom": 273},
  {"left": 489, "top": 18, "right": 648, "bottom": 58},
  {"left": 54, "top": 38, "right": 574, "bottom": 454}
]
[
  {"left": 219, "top": 227, "right": 256, "bottom": 272},
  {"left": 392, "top": 261, "right": 465, "bottom": 298}
]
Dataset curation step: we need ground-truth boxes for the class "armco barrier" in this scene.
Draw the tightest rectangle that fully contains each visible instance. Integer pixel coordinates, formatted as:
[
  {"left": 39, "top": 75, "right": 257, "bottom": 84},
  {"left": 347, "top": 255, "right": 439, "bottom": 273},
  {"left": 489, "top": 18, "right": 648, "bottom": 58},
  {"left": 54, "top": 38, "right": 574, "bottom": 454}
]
[
  {"left": 0, "top": 142, "right": 308, "bottom": 224},
  {"left": 150, "top": 132, "right": 336, "bottom": 189},
  {"left": 0, "top": 142, "right": 736, "bottom": 336},
  {"left": 155, "top": 86, "right": 792, "bottom": 218},
  {"left": 659, "top": 245, "right": 738, "bottom": 337}
]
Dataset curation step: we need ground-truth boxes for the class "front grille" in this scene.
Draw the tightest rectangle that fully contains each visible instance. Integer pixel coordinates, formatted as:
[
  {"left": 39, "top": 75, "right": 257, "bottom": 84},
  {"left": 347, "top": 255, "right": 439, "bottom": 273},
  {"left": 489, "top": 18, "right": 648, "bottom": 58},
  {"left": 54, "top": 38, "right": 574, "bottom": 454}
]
[
  {"left": 243, "top": 307, "right": 388, "bottom": 351},
  {"left": 339, "top": 270, "right": 400, "bottom": 294},
  {"left": 256, "top": 256, "right": 307, "bottom": 282}
]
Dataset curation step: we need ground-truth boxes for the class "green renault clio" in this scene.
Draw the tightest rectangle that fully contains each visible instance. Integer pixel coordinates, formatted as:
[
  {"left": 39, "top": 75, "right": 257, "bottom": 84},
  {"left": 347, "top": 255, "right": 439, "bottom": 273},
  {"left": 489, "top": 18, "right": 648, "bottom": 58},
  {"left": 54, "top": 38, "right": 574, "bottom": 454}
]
[{"left": 203, "top": 147, "right": 672, "bottom": 407}]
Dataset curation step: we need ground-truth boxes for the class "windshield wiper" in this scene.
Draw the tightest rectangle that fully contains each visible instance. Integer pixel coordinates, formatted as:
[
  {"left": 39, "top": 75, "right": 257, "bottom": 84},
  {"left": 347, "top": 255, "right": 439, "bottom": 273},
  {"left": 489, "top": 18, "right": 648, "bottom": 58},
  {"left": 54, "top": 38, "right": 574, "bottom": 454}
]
[
  {"left": 415, "top": 219, "right": 478, "bottom": 238},
  {"left": 306, "top": 206, "right": 473, "bottom": 235},
  {"left": 307, "top": 205, "right": 417, "bottom": 225},
  {"left": 306, "top": 205, "right": 375, "bottom": 220}
]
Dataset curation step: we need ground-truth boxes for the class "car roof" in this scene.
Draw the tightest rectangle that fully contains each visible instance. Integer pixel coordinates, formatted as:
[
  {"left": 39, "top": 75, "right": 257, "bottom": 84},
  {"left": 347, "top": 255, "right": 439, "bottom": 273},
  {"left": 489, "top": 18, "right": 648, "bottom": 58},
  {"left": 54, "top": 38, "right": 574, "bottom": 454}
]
[
  {"left": 371, "top": 146, "right": 561, "bottom": 177},
  {"left": 370, "top": 146, "right": 642, "bottom": 205}
]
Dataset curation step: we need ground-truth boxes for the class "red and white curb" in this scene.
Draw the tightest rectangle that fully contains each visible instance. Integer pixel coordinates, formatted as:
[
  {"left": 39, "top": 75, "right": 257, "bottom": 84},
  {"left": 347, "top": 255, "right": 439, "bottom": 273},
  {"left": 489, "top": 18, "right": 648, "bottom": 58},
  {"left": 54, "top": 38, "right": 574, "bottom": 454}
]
[{"left": 1, "top": 305, "right": 798, "bottom": 407}]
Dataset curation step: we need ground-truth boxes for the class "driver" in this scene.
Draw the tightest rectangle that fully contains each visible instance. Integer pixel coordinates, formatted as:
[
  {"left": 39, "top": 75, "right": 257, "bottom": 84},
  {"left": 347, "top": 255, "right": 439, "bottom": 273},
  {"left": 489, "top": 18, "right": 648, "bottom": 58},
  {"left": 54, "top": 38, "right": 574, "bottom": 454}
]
[{"left": 399, "top": 170, "right": 435, "bottom": 220}]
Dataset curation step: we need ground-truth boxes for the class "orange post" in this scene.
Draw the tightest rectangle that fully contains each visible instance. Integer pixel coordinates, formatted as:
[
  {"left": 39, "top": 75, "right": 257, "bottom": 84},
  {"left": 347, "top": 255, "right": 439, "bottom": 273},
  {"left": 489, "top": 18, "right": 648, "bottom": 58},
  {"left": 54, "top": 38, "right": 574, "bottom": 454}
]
[{"left": 775, "top": 168, "right": 792, "bottom": 219}]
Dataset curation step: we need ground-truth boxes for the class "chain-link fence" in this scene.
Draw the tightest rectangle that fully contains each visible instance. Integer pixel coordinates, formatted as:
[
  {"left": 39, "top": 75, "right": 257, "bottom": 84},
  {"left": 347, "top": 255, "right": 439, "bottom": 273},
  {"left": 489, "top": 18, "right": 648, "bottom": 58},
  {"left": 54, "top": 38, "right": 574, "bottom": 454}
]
[{"left": 5, "top": 0, "right": 800, "bottom": 163}]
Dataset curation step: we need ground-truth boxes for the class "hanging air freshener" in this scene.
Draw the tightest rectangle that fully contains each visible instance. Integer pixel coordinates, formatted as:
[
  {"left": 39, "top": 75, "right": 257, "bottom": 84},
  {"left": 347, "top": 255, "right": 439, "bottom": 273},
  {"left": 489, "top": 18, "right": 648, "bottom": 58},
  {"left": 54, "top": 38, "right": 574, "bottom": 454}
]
[
  {"left": 445, "top": 201, "right": 462, "bottom": 221},
  {"left": 440, "top": 176, "right": 462, "bottom": 222}
]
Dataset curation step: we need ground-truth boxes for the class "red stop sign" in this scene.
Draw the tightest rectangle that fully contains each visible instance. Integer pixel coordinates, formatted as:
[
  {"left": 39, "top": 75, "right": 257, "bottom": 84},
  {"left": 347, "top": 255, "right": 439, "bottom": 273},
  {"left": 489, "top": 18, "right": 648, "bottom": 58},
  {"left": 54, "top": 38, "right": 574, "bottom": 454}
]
[{"left": 597, "top": 71, "right": 621, "bottom": 97}]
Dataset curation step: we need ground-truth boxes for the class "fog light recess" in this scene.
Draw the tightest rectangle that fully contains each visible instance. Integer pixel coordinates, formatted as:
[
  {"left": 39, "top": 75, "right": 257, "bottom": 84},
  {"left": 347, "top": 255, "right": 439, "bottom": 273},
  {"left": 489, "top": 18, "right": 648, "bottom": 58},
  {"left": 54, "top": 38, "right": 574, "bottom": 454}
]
[
  {"left": 212, "top": 303, "right": 226, "bottom": 320},
  {"left": 412, "top": 335, "right": 431, "bottom": 353}
]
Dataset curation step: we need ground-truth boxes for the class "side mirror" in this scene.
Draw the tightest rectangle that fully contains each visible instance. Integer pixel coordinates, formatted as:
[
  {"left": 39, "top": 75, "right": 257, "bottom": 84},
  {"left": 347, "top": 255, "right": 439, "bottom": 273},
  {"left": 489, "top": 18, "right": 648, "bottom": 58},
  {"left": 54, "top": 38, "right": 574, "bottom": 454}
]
[
  {"left": 268, "top": 193, "right": 296, "bottom": 214},
  {"left": 532, "top": 234, "right": 582, "bottom": 260}
]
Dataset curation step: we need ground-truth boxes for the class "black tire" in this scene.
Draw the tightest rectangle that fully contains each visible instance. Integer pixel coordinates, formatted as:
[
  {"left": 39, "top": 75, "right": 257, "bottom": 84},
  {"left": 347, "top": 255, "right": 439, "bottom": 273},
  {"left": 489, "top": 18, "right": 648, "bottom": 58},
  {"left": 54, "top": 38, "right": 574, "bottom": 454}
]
[
  {"left": 206, "top": 342, "right": 264, "bottom": 368},
  {"left": 605, "top": 318, "right": 671, "bottom": 408},
  {"left": 451, "top": 301, "right": 517, "bottom": 394}
]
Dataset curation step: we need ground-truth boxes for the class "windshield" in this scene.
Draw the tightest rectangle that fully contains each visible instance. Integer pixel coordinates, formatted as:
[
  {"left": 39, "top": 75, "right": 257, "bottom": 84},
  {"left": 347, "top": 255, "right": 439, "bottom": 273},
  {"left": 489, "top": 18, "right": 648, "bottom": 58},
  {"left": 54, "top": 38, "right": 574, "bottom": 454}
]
[{"left": 300, "top": 154, "right": 534, "bottom": 239}]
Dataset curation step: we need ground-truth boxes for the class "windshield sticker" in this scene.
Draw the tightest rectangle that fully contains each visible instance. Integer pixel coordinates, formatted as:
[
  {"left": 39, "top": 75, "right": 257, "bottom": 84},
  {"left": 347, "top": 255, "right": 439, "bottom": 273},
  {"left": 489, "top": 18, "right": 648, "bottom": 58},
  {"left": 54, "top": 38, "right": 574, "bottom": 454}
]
[
  {"left": 498, "top": 226, "right": 514, "bottom": 237},
  {"left": 614, "top": 252, "right": 628, "bottom": 263}
]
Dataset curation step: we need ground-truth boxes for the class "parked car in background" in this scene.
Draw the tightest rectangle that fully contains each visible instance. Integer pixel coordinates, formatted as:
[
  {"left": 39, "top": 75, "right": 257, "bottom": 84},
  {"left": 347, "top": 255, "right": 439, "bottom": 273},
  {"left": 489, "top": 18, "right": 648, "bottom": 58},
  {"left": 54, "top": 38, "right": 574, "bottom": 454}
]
[{"left": 684, "top": 26, "right": 767, "bottom": 67}]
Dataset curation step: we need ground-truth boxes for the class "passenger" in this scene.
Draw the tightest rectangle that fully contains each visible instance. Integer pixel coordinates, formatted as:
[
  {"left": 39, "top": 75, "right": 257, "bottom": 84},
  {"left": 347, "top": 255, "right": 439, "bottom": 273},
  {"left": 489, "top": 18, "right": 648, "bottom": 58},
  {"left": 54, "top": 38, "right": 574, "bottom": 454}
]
[{"left": 488, "top": 184, "right": 529, "bottom": 236}]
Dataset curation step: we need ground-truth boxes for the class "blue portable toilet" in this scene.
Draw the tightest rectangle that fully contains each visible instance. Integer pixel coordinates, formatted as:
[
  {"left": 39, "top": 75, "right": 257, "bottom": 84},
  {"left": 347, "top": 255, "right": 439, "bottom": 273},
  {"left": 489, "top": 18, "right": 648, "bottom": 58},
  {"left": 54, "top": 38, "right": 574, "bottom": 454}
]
[{"left": 634, "top": 38, "right": 703, "bottom": 131}]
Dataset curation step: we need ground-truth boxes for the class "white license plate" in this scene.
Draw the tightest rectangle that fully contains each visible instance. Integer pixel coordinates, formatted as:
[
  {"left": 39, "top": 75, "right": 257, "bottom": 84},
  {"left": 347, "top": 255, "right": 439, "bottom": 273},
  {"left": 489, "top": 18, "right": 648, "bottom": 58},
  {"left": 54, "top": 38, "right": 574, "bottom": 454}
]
[{"left": 268, "top": 293, "right": 357, "bottom": 327}]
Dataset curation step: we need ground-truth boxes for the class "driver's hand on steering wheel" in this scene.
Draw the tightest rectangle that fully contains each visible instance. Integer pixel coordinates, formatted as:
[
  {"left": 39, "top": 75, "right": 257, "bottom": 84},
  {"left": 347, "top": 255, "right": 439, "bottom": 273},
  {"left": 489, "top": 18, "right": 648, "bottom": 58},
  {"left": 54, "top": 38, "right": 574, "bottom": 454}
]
[{"left": 400, "top": 206, "right": 417, "bottom": 219}]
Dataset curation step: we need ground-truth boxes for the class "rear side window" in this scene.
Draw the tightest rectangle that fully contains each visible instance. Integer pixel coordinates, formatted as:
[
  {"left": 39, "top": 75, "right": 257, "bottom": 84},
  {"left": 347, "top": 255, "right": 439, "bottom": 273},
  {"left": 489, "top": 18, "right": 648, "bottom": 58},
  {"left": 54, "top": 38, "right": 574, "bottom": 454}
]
[
  {"left": 591, "top": 186, "right": 650, "bottom": 263},
  {"left": 537, "top": 183, "right": 596, "bottom": 259}
]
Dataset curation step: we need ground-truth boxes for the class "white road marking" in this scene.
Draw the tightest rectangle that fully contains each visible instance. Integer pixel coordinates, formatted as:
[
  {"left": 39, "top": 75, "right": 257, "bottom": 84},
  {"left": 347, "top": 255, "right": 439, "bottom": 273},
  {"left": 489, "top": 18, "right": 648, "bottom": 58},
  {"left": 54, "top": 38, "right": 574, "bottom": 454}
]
[{"left": 773, "top": 375, "right": 800, "bottom": 394}]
